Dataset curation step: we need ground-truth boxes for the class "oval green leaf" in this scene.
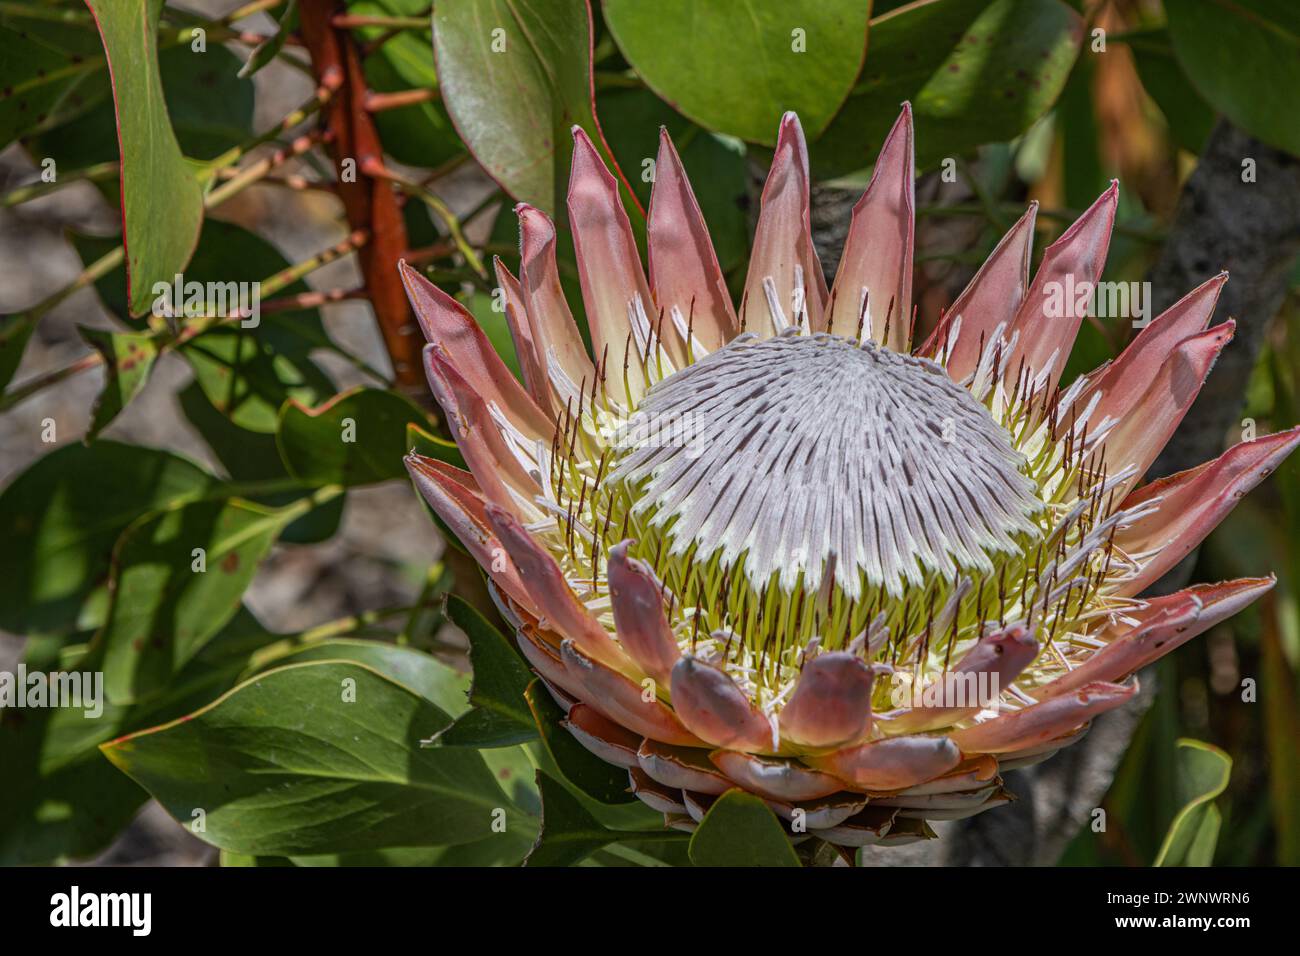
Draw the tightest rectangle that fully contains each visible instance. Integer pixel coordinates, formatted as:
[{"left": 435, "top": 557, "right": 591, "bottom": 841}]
[
  {"left": 604, "top": 0, "right": 871, "bottom": 145},
  {"left": 688, "top": 789, "right": 801, "bottom": 867},
  {"left": 433, "top": 0, "right": 637, "bottom": 218},
  {"left": 101, "top": 660, "right": 525, "bottom": 856},
  {"left": 1165, "top": 0, "right": 1300, "bottom": 157}
]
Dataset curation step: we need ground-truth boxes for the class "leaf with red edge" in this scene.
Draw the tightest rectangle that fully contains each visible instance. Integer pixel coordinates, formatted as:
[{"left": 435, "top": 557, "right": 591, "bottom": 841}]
[
  {"left": 433, "top": 0, "right": 639, "bottom": 220},
  {"left": 86, "top": 0, "right": 204, "bottom": 316}
]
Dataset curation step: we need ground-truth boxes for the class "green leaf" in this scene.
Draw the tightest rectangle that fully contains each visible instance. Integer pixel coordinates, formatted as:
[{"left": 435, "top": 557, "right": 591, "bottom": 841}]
[
  {"left": 10, "top": 701, "right": 146, "bottom": 863},
  {"left": 596, "top": 89, "right": 750, "bottom": 272},
  {"left": 86, "top": 0, "right": 204, "bottom": 317},
  {"left": 273, "top": 635, "right": 541, "bottom": 820},
  {"left": 523, "top": 771, "right": 684, "bottom": 867},
  {"left": 1154, "top": 738, "right": 1232, "bottom": 867},
  {"left": 433, "top": 0, "right": 638, "bottom": 219},
  {"left": 814, "top": 0, "right": 1083, "bottom": 177},
  {"left": 169, "top": 219, "right": 339, "bottom": 428},
  {"left": 157, "top": 44, "right": 256, "bottom": 161},
  {"left": 177, "top": 383, "right": 344, "bottom": 545},
  {"left": 101, "top": 660, "right": 525, "bottom": 856},
  {"left": 79, "top": 327, "right": 160, "bottom": 440},
  {"left": 0, "top": 441, "right": 220, "bottom": 634},
  {"left": 434, "top": 596, "right": 537, "bottom": 748},
  {"left": 348, "top": 1, "right": 463, "bottom": 171},
  {"left": 1166, "top": 0, "right": 1300, "bottom": 157},
  {"left": 290, "top": 832, "right": 535, "bottom": 867},
  {"left": 688, "top": 789, "right": 801, "bottom": 867},
  {"left": 0, "top": 15, "right": 108, "bottom": 149},
  {"left": 99, "top": 498, "right": 297, "bottom": 704},
  {"left": 0, "top": 312, "right": 37, "bottom": 392},
  {"left": 240, "top": 0, "right": 298, "bottom": 79},
  {"left": 1123, "top": 29, "right": 1215, "bottom": 155},
  {"left": 25, "top": 44, "right": 253, "bottom": 196},
  {"left": 255, "top": 638, "right": 473, "bottom": 724},
  {"left": 603, "top": 0, "right": 871, "bottom": 145},
  {"left": 277, "top": 386, "right": 442, "bottom": 485},
  {"left": 524, "top": 680, "right": 636, "bottom": 805},
  {"left": 183, "top": 326, "right": 334, "bottom": 433},
  {"left": 1261, "top": 607, "right": 1300, "bottom": 864},
  {"left": 0, "top": 607, "right": 281, "bottom": 864}
]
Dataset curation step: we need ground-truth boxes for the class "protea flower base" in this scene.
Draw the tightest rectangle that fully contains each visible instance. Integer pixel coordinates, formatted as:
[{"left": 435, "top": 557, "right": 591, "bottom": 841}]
[{"left": 401, "top": 104, "right": 1297, "bottom": 851}]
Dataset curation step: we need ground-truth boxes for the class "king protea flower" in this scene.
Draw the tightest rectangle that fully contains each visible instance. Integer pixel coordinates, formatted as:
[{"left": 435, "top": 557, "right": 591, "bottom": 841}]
[{"left": 400, "top": 104, "right": 1297, "bottom": 850}]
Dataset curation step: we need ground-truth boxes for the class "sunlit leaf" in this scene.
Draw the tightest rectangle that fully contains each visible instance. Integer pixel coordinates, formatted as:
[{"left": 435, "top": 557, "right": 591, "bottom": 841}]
[
  {"left": 86, "top": 0, "right": 204, "bottom": 316},
  {"left": 433, "top": 0, "right": 638, "bottom": 218},
  {"left": 101, "top": 660, "right": 525, "bottom": 856},
  {"left": 604, "top": 0, "right": 870, "bottom": 145},
  {"left": 0, "top": 442, "right": 220, "bottom": 634},
  {"left": 99, "top": 498, "right": 298, "bottom": 704},
  {"left": 79, "top": 327, "right": 160, "bottom": 441},
  {"left": 688, "top": 789, "right": 801, "bottom": 867}
]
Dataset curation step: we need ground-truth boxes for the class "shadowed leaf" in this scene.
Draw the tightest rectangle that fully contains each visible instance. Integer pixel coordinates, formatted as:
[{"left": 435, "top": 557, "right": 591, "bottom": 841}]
[
  {"left": 1166, "top": 0, "right": 1300, "bottom": 156},
  {"left": 814, "top": 0, "right": 1082, "bottom": 177},
  {"left": 1154, "top": 738, "right": 1231, "bottom": 867},
  {"left": 277, "top": 386, "right": 441, "bottom": 485},
  {"left": 0, "top": 442, "right": 220, "bottom": 634},
  {"left": 523, "top": 770, "right": 683, "bottom": 867},
  {"left": 433, "top": 596, "right": 537, "bottom": 748}
]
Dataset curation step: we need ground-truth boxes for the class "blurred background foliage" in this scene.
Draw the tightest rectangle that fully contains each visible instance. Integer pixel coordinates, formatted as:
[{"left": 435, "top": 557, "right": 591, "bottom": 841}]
[{"left": 0, "top": 0, "right": 1297, "bottom": 866}]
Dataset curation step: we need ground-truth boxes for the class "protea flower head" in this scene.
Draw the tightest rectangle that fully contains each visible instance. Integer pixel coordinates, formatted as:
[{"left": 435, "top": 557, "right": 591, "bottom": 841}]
[{"left": 400, "top": 104, "right": 1298, "bottom": 851}]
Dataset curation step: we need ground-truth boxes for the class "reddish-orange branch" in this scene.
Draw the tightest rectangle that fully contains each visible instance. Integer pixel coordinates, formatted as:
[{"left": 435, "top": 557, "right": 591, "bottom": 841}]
[{"left": 298, "top": 0, "right": 424, "bottom": 395}]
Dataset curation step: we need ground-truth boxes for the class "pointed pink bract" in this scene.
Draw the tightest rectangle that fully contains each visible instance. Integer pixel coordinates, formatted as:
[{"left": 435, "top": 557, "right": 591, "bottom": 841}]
[
  {"left": 742, "top": 112, "right": 827, "bottom": 337},
  {"left": 828, "top": 104, "right": 914, "bottom": 349}
]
